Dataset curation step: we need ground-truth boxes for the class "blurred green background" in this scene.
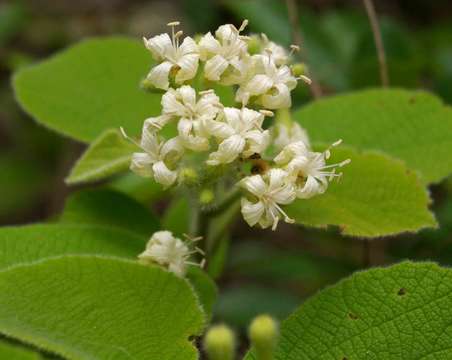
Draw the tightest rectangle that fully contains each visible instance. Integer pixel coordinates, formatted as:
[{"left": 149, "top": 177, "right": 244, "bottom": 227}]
[{"left": 1, "top": 0, "right": 452, "bottom": 340}]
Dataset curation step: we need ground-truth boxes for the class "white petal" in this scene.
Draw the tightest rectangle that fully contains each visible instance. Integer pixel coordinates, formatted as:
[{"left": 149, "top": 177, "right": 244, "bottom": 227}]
[
  {"left": 150, "top": 231, "right": 175, "bottom": 246},
  {"left": 144, "top": 33, "right": 173, "bottom": 61},
  {"left": 276, "top": 66, "right": 297, "bottom": 90},
  {"left": 131, "top": 153, "right": 154, "bottom": 177},
  {"left": 175, "top": 54, "right": 199, "bottom": 83},
  {"left": 243, "top": 129, "right": 270, "bottom": 157},
  {"left": 143, "top": 115, "right": 172, "bottom": 134},
  {"left": 261, "top": 83, "right": 291, "bottom": 109},
  {"left": 241, "top": 198, "right": 265, "bottom": 227},
  {"left": 162, "top": 88, "right": 186, "bottom": 116},
  {"left": 296, "top": 176, "right": 326, "bottom": 199},
  {"left": 245, "top": 74, "right": 274, "bottom": 96},
  {"left": 207, "top": 134, "right": 245, "bottom": 165},
  {"left": 177, "top": 85, "right": 197, "bottom": 107},
  {"left": 196, "top": 92, "right": 221, "bottom": 119},
  {"left": 222, "top": 107, "right": 242, "bottom": 131},
  {"left": 152, "top": 161, "right": 178, "bottom": 187},
  {"left": 199, "top": 32, "right": 221, "bottom": 59},
  {"left": 240, "top": 107, "right": 264, "bottom": 130},
  {"left": 178, "top": 36, "right": 198, "bottom": 55},
  {"left": 177, "top": 118, "right": 193, "bottom": 138},
  {"left": 204, "top": 55, "right": 229, "bottom": 81},
  {"left": 147, "top": 61, "right": 173, "bottom": 90},
  {"left": 204, "top": 119, "right": 235, "bottom": 139},
  {"left": 160, "top": 137, "right": 184, "bottom": 161},
  {"left": 240, "top": 174, "right": 267, "bottom": 197}
]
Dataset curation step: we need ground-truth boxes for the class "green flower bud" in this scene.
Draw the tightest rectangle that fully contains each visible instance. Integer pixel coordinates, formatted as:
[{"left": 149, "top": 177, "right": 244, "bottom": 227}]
[
  {"left": 247, "top": 35, "right": 262, "bottom": 55},
  {"left": 249, "top": 314, "right": 279, "bottom": 360},
  {"left": 204, "top": 324, "right": 236, "bottom": 360},
  {"left": 199, "top": 189, "right": 215, "bottom": 205},
  {"left": 179, "top": 167, "right": 199, "bottom": 186},
  {"left": 291, "top": 62, "right": 307, "bottom": 77}
]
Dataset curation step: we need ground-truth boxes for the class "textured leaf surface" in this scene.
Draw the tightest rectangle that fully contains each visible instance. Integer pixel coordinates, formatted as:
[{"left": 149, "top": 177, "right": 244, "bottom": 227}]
[
  {"left": 13, "top": 37, "right": 159, "bottom": 142},
  {"left": 245, "top": 261, "right": 452, "bottom": 360},
  {"left": 294, "top": 89, "right": 452, "bottom": 183},
  {"left": 0, "top": 224, "right": 145, "bottom": 270},
  {"left": 0, "top": 256, "right": 204, "bottom": 360},
  {"left": 286, "top": 147, "right": 436, "bottom": 237},
  {"left": 0, "top": 341, "right": 41, "bottom": 360},
  {"left": 66, "top": 129, "right": 136, "bottom": 185},
  {"left": 60, "top": 188, "right": 158, "bottom": 237}
]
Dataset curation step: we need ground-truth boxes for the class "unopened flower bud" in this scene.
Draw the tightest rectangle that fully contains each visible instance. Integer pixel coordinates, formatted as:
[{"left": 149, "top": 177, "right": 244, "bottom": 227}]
[
  {"left": 200, "top": 188, "right": 215, "bottom": 205},
  {"left": 291, "top": 62, "right": 306, "bottom": 77},
  {"left": 204, "top": 324, "right": 235, "bottom": 360},
  {"left": 179, "top": 167, "right": 199, "bottom": 186},
  {"left": 248, "top": 314, "right": 279, "bottom": 360},
  {"left": 247, "top": 35, "right": 262, "bottom": 55}
]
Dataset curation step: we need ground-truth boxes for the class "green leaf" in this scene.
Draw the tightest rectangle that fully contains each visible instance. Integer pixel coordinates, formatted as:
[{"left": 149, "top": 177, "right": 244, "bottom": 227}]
[
  {"left": 0, "top": 256, "right": 204, "bottom": 359},
  {"left": 187, "top": 267, "right": 218, "bottom": 319},
  {"left": 66, "top": 129, "right": 136, "bottom": 185},
  {"left": 0, "top": 340, "right": 41, "bottom": 360},
  {"left": 294, "top": 89, "right": 452, "bottom": 183},
  {"left": 286, "top": 147, "right": 437, "bottom": 237},
  {"left": 13, "top": 37, "right": 159, "bottom": 142},
  {"left": 0, "top": 224, "right": 146, "bottom": 270},
  {"left": 245, "top": 261, "right": 452, "bottom": 360},
  {"left": 60, "top": 188, "right": 159, "bottom": 237}
]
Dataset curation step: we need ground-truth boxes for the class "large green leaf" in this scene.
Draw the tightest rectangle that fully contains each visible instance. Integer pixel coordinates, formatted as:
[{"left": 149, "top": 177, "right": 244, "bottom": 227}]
[
  {"left": 0, "top": 224, "right": 146, "bottom": 270},
  {"left": 286, "top": 147, "right": 436, "bottom": 237},
  {"left": 0, "top": 340, "right": 41, "bottom": 360},
  {"left": 245, "top": 261, "right": 452, "bottom": 360},
  {"left": 13, "top": 37, "right": 159, "bottom": 142},
  {"left": 0, "top": 223, "right": 217, "bottom": 319},
  {"left": 66, "top": 129, "right": 136, "bottom": 185},
  {"left": 0, "top": 256, "right": 204, "bottom": 359},
  {"left": 60, "top": 188, "right": 159, "bottom": 237},
  {"left": 294, "top": 89, "right": 452, "bottom": 183}
]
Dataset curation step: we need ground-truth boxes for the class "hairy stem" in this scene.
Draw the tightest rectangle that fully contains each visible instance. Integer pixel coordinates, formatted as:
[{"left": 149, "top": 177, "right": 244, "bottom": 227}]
[
  {"left": 285, "top": 0, "right": 323, "bottom": 98},
  {"left": 362, "top": 0, "right": 389, "bottom": 87}
]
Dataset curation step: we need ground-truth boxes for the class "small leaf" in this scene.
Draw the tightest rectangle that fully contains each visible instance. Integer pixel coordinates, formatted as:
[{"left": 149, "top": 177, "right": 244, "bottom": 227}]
[
  {"left": 0, "top": 256, "right": 204, "bottom": 360},
  {"left": 287, "top": 147, "right": 437, "bottom": 237},
  {"left": 13, "top": 37, "right": 159, "bottom": 142},
  {"left": 0, "top": 224, "right": 145, "bottom": 270},
  {"left": 60, "top": 188, "right": 159, "bottom": 237},
  {"left": 245, "top": 261, "right": 452, "bottom": 360},
  {"left": 294, "top": 89, "right": 452, "bottom": 183},
  {"left": 0, "top": 340, "right": 41, "bottom": 360},
  {"left": 66, "top": 129, "right": 136, "bottom": 185}
]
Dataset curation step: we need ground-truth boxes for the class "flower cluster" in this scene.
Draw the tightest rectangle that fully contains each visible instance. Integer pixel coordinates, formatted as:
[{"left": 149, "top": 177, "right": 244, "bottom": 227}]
[{"left": 126, "top": 20, "right": 349, "bottom": 231}]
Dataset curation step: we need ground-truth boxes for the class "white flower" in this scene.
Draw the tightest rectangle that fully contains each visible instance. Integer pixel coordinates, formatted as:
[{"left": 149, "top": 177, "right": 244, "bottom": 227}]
[
  {"left": 261, "top": 33, "right": 289, "bottom": 66},
  {"left": 144, "top": 21, "right": 199, "bottom": 90},
  {"left": 274, "top": 140, "right": 350, "bottom": 199},
  {"left": 205, "top": 107, "right": 270, "bottom": 165},
  {"left": 236, "top": 53, "right": 297, "bottom": 109},
  {"left": 138, "top": 231, "right": 190, "bottom": 276},
  {"left": 126, "top": 120, "right": 184, "bottom": 187},
  {"left": 240, "top": 168, "right": 296, "bottom": 230},
  {"left": 199, "top": 21, "right": 249, "bottom": 83},
  {"left": 274, "top": 122, "right": 310, "bottom": 152},
  {"left": 162, "top": 86, "right": 221, "bottom": 151}
]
